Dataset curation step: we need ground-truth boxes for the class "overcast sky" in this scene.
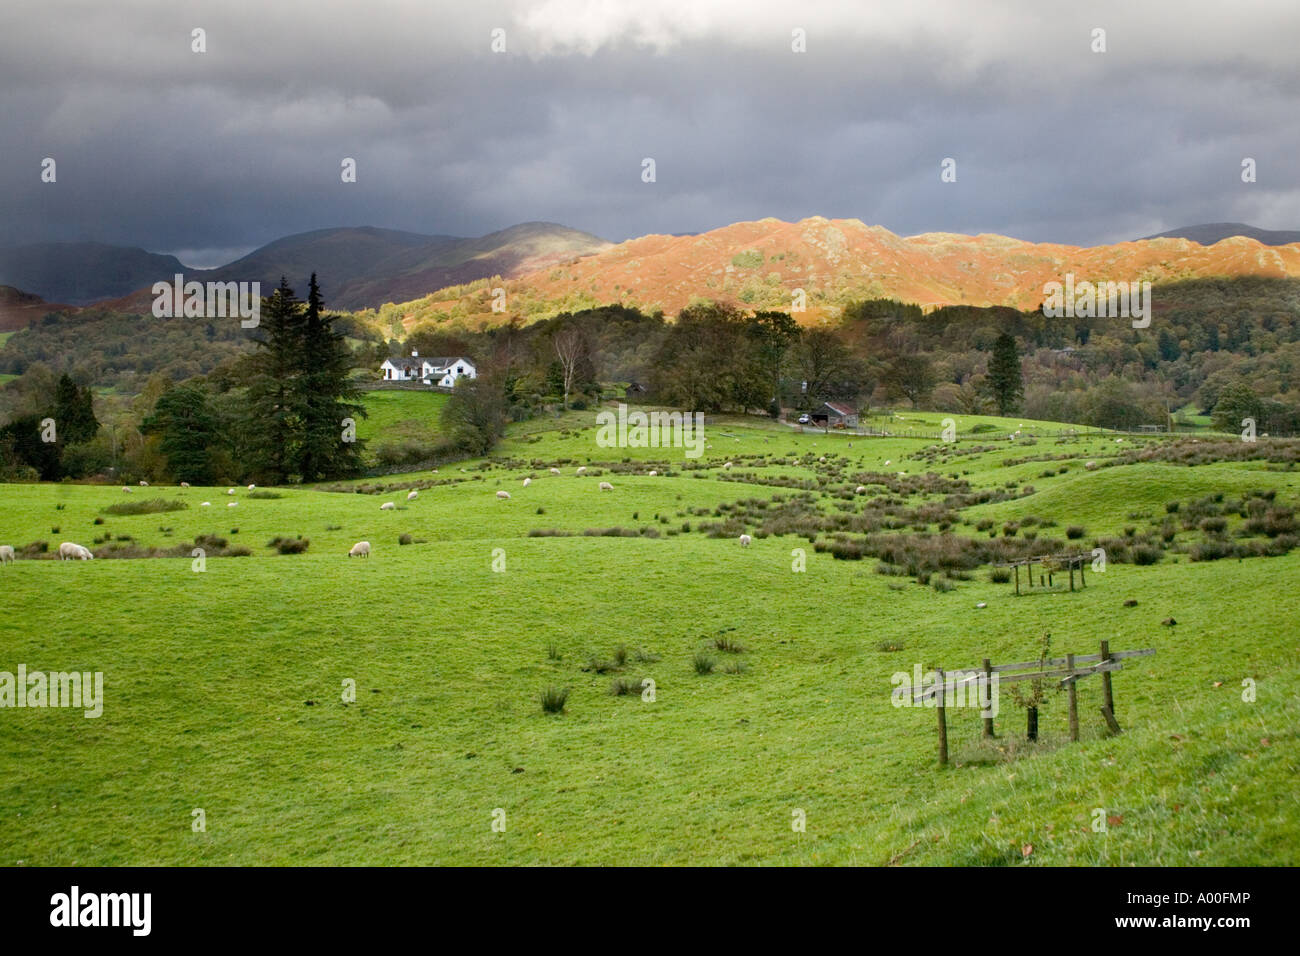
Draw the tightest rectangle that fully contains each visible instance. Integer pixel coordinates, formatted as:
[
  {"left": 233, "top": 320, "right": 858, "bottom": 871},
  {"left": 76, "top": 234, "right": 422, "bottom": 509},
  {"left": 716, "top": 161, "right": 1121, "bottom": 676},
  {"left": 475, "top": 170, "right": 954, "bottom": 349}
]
[{"left": 3, "top": 0, "right": 1298, "bottom": 266}]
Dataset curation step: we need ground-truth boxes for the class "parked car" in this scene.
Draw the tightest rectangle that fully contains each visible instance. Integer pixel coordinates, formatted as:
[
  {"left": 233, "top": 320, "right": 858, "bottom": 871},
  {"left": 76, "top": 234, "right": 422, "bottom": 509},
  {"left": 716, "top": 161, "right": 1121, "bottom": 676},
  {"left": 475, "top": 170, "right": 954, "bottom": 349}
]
[{"left": 797, "top": 413, "right": 810, "bottom": 424}]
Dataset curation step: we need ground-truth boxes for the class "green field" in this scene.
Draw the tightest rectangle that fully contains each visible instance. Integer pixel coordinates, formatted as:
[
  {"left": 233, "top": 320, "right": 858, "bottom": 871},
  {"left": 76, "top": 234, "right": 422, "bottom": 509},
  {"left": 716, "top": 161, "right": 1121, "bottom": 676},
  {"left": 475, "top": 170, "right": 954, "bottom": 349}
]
[
  {"left": 1, "top": 411, "right": 1298, "bottom": 865},
  {"left": 354, "top": 389, "right": 449, "bottom": 461}
]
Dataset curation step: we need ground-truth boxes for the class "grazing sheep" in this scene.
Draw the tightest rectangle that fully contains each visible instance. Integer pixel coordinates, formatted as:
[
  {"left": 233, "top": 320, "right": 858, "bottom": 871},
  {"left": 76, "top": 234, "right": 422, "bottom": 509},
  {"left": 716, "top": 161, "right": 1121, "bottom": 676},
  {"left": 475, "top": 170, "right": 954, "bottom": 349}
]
[
  {"left": 576, "top": 466, "right": 587, "bottom": 475},
  {"left": 58, "top": 542, "right": 93, "bottom": 561},
  {"left": 549, "top": 468, "right": 561, "bottom": 476},
  {"left": 884, "top": 460, "right": 891, "bottom": 466},
  {"left": 0, "top": 545, "right": 14, "bottom": 564},
  {"left": 598, "top": 481, "right": 614, "bottom": 491},
  {"left": 348, "top": 541, "right": 371, "bottom": 558},
  {"left": 406, "top": 490, "right": 419, "bottom": 501},
  {"left": 496, "top": 490, "right": 511, "bottom": 499},
  {"left": 1084, "top": 460, "right": 1098, "bottom": 471},
  {"left": 228, "top": 501, "right": 238, "bottom": 507},
  {"left": 121, "top": 486, "right": 132, "bottom": 493},
  {"left": 380, "top": 501, "right": 396, "bottom": 510},
  {"left": 738, "top": 534, "right": 752, "bottom": 548},
  {"left": 139, "top": 480, "right": 148, "bottom": 486},
  {"left": 227, "top": 488, "right": 236, "bottom": 495},
  {"left": 723, "top": 461, "right": 733, "bottom": 469},
  {"left": 201, "top": 501, "right": 211, "bottom": 507},
  {"left": 522, "top": 478, "right": 531, "bottom": 487},
  {"left": 248, "top": 483, "right": 256, "bottom": 490},
  {"left": 819, "top": 456, "right": 826, "bottom": 462},
  {"left": 648, "top": 470, "right": 657, "bottom": 476},
  {"left": 180, "top": 481, "right": 190, "bottom": 488},
  {"left": 855, "top": 485, "right": 866, "bottom": 495}
]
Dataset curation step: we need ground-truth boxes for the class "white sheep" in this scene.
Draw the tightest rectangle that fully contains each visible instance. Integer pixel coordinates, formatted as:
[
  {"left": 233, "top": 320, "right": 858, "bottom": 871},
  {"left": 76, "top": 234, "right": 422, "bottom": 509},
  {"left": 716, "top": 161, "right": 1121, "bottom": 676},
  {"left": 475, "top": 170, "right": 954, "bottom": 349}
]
[
  {"left": 723, "top": 461, "right": 733, "bottom": 469},
  {"left": 884, "top": 460, "right": 891, "bottom": 466},
  {"left": 648, "top": 470, "right": 657, "bottom": 476},
  {"left": 58, "top": 542, "right": 93, "bottom": 561},
  {"left": 1084, "top": 460, "right": 1098, "bottom": 470},
  {"left": 497, "top": 490, "right": 511, "bottom": 499},
  {"left": 550, "top": 468, "right": 561, "bottom": 476},
  {"left": 522, "top": 478, "right": 531, "bottom": 487},
  {"left": 248, "top": 483, "right": 257, "bottom": 490},
  {"left": 738, "top": 534, "right": 752, "bottom": 548},
  {"left": 121, "top": 486, "right": 132, "bottom": 493},
  {"left": 180, "top": 481, "right": 190, "bottom": 488},
  {"left": 576, "top": 466, "right": 587, "bottom": 475},
  {"left": 201, "top": 501, "right": 211, "bottom": 507},
  {"left": 139, "top": 480, "right": 148, "bottom": 486},
  {"left": 407, "top": 490, "right": 419, "bottom": 501},
  {"left": 598, "top": 481, "right": 614, "bottom": 491},
  {"left": 380, "top": 501, "right": 396, "bottom": 510},
  {"left": 855, "top": 485, "right": 866, "bottom": 495},
  {"left": 227, "top": 488, "right": 236, "bottom": 495},
  {"left": 819, "top": 456, "right": 826, "bottom": 462},
  {"left": 228, "top": 501, "right": 238, "bottom": 507},
  {"left": 0, "top": 545, "right": 14, "bottom": 564},
  {"left": 348, "top": 541, "right": 371, "bottom": 558}
]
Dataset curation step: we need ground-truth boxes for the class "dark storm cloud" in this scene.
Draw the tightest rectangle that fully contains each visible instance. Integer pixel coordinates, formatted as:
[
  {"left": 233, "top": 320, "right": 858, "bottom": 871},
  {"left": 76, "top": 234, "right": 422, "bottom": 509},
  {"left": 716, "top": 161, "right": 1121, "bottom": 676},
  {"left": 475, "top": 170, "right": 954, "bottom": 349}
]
[{"left": 1, "top": 0, "right": 1297, "bottom": 266}]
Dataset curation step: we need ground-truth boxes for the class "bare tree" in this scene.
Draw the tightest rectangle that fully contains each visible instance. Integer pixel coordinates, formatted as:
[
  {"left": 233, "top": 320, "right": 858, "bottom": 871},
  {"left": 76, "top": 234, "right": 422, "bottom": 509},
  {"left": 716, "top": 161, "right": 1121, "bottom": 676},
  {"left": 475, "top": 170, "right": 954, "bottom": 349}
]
[{"left": 553, "top": 327, "right": 586, "bottom": 410}]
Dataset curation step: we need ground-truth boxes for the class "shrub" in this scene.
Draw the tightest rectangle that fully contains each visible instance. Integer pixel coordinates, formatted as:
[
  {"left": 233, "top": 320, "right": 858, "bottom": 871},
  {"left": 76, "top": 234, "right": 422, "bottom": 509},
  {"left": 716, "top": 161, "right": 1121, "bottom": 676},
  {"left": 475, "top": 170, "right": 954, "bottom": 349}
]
[
  {"left": 1199, "top": 517, "right": 1227, "bottom": 535},
  {"left": 1066, "top": 525, "right": 1085, "bottom": 539},
  {"left": 246, "top": 490, "right": 283, "bottom": 499},
  {"left": 989, "top": 567, "right": 1012, "bottom": 583},
  {"left": 267, "top": 535, "right": 310, "bottom": 554},
  {"left": 1130, "top": 545, "right": 1163, "bottom": 565},
  {"left": 398, "top": 533, "right": 413, "bottom": 545},
  {"left": 693, "top": 651, "right": 716, "bottom": 675},
  {"left": 539, "top": 686, "right": 569, "bottom": 714}
]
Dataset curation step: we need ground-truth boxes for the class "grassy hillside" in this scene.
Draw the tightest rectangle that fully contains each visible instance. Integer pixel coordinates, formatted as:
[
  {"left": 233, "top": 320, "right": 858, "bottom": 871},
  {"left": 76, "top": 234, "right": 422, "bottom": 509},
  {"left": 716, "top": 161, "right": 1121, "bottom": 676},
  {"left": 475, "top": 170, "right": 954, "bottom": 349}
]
[
  {"left": 1, "top": 412, "right": 1297, "bottom": 865},
  {"left": 355, "top": 390, "right": 449, "bottom": 461}
]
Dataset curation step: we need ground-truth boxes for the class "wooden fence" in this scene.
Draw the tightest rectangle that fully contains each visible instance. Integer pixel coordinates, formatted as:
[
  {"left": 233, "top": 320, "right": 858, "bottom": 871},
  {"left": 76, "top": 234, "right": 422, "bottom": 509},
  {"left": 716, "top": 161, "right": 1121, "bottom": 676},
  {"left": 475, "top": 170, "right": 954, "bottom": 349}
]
[
  {"left": 1000, "top": 553, "right": 1092, "bottom": 594},
  {"left": 905, "top": 642, "right": 1156, "bottom": 765}
]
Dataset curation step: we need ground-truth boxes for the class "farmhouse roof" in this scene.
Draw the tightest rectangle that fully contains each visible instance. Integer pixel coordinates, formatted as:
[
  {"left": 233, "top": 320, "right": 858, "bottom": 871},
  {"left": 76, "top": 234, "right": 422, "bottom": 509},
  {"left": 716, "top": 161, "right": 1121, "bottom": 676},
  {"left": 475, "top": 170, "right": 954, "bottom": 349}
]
[{"left": 824, "top": 401, "right": 857, "bottom": 416}]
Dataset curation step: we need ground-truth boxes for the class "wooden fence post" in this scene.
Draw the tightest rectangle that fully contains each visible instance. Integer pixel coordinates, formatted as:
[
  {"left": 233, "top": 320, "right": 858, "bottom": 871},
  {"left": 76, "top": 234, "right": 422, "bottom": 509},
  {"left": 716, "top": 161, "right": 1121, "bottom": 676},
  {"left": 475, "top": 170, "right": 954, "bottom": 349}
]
[
  {"left": 1066, "top": 653, "right": 1079, "bottom": 742},
  {"left": 1014, "top": 563, "right": 1020, "bottom": 596},
  {"left": 935, "top": 668, "right": 949, "bottom": 766},
  {"left": 1027, "top": 705, "right": 1038, "bottom": 741},
  {"left": 982, "top": 658, "right": 995, "bottom": 738},
  {"left": 1100, "top": 640, "right": 1121, "bottom": 734}
]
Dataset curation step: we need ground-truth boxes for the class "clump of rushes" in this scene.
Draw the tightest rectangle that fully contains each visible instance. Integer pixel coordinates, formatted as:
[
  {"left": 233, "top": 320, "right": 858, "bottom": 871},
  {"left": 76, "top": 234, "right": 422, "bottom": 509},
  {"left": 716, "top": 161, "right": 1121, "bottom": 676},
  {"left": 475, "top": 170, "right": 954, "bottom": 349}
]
[
  {"left": 539, "top": 686, "right": 569, "bottom": 714},
  {"left": 693, "top": 651, "right": 716, "bottom": 675}
]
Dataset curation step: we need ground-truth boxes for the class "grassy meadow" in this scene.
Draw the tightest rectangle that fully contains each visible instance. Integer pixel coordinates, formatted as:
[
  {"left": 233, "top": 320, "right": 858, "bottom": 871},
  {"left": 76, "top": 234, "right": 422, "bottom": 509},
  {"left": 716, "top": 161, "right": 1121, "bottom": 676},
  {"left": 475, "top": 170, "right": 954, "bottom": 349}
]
[{"left": 1, "top": 409, "right": 1298, "bottom": 865}]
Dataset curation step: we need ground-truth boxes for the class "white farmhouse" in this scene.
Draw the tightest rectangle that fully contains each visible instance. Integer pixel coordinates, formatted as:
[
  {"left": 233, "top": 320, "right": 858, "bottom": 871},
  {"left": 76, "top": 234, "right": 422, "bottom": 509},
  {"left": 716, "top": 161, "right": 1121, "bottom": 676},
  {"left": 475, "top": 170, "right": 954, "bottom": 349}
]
[{"left": 379, "top": 351, "right": 477, "bottom": 387}]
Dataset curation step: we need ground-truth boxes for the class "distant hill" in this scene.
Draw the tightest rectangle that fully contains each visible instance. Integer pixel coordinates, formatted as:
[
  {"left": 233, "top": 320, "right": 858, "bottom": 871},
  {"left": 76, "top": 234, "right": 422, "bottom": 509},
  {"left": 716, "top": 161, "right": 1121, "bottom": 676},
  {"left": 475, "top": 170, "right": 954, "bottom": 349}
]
[
  {"left": 1139, "top": 222, "right": 1300, "bottom": 246},
  {"left": 0, "top": 243, "right": 186, "bottom": 305},
  {"left": 0, "top": 285, "right": 77, "bottom": 331},
  {"left": 390, "top": 216, "right": 1300, "bottom": 325},
  {"left": 81, "top": 222, "right": 612, "bottom": 313}
]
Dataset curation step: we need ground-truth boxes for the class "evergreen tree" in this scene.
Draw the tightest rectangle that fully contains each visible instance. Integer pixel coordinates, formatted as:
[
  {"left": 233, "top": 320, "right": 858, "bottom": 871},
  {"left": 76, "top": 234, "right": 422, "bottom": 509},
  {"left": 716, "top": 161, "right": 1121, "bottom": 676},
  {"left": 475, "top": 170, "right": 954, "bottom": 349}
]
[
  {"left": 245, "top": 278, "right": 306, "bottom": 483},
  {"left": 54, "top": 373, "right": 99, "bottom": 444},
  {"left": 986, "top": 332, "right": 1024, "bottom": 416},
  {"left": 142, "top": 384, "right": 217, "bottom": 483},
  {"left": 294, "top": 274, "right": 365, "bottom": 481}
]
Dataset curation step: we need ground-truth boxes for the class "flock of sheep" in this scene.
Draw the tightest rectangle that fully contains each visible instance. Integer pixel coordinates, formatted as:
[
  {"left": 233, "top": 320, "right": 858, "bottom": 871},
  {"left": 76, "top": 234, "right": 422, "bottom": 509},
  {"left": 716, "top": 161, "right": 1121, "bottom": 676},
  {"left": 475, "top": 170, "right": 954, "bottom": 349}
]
[
  {"left": 2, "top": 461, "right": 768, "bottom": 566},
  {"left": 353, "top": 466, "right": 626, "bottom": 558}
]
